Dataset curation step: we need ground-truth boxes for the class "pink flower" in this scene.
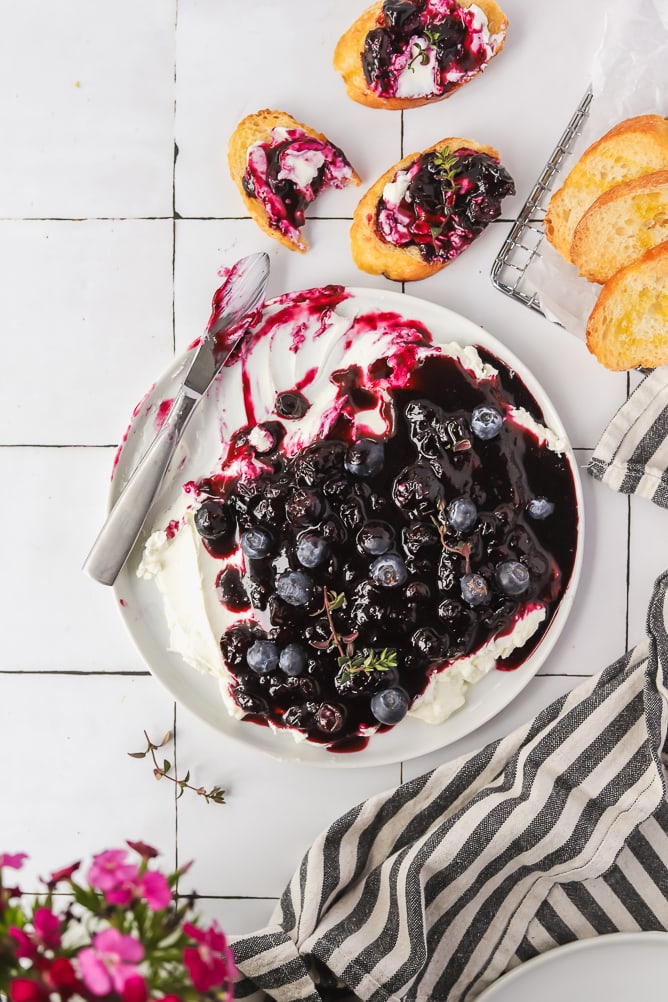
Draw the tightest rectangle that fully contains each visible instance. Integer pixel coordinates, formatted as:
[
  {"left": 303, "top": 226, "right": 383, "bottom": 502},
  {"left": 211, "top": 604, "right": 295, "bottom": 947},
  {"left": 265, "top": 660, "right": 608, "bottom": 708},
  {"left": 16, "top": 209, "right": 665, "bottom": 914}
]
[
  {"left": 126, "top": 840, "right": 158, "bottom": 860},
  {"left": 87, "top": 850, "right": 138, "bottom": 901},
  {"left": 120, "top": 975, "right": 147, "bottom": 1002},
  {"left": 46, "top": 862, "right": 80, "bottom": 887},
  {"left": 9, "top": 927, "right": 36, "bottom": 960},
  {"left": 137, "top": 870, "right": 171, "bottom": 911},
  {"left": 9, "top": 979, "right": 47, "bottom": 1002},
  {"left": 182, "top": 921, "right": 235, "bottom": 992},
  {"left": 77, "top": 928, "right": 144, "bottom": 997},
  {"left": 1, "top": 853, "right": 28, "bottom": 870},
  {"left": 33, "top": 908, "right": 61, "bottom": 949}
]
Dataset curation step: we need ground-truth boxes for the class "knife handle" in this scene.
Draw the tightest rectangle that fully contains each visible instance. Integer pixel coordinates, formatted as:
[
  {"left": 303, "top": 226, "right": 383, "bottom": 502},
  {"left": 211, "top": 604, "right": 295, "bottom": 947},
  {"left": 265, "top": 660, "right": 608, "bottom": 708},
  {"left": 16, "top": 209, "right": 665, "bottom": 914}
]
[{"left": 83, "top": 390, "right": 198, "bottom": 586}]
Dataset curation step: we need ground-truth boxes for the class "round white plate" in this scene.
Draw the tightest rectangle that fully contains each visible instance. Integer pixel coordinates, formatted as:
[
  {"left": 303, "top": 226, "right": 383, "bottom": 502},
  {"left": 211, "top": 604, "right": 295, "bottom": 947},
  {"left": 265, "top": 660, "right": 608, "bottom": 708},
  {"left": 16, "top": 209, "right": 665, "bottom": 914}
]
[
  {"left": 477, "top": 932, "right": 668, "bottom": 1000},
  {"left": 112, "top": 286, "right": 584, "bottom": 767}
]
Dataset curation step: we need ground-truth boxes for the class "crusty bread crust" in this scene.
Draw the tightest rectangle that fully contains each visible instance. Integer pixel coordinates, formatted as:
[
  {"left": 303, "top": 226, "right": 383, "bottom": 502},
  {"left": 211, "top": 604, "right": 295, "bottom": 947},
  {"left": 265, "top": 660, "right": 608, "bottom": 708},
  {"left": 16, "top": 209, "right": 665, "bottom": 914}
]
[
  {"left": 228, "top": 109, "right": 360, "bottom": 253},
  {"left": 570, "top": 171, "right": 668, "bottom": 284},
  {"left": 333, "top": 0, "right": 508, "bottom": 111},
  {"left": 585, "top": 241, "right": 668, "bottom": 370},
  {"left": 544, "top": 115, "right": 668, "bottom": 261},
  {"left": 350, "top": 138, "right": 500, "bottom": 281}
]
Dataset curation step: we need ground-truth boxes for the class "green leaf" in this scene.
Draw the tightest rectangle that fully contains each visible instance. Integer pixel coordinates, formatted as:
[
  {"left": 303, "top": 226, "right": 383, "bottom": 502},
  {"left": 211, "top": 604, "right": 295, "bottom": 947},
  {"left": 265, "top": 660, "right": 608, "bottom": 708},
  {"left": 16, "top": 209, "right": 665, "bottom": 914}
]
[{"left": 162, "top": 759, "right": 171, "bottom": 773}]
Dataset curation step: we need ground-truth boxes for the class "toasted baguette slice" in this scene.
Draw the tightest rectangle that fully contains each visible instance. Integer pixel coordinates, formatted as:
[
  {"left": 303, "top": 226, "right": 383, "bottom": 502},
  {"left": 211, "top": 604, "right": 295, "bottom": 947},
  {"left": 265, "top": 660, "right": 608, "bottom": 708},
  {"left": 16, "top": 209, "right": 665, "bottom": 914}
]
[
  {"left": 351, "top": 138, "right": 501, "bottom": 281},
  {"left": 571, "top": 171, "right": 668, "bottom": 283},
  {"left": 228, "top": 109, "right": 360, "bottom": 253},
  {"left": 333, "top": 0, "right": 507, "bottom": 111},
  {"left": 585, "top": 242, "right": 668, "bottom": 370},
  {"left": 544, "top": 115, "right": 668, "bottom": 261}
]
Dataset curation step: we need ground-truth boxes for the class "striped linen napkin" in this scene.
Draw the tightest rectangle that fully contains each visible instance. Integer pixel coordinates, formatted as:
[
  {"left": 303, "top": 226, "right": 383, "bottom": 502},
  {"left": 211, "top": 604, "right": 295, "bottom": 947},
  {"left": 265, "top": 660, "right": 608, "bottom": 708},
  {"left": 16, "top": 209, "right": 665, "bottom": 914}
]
[
  {"left": 230, "top": 568, "right": 668, "bottom": 1002},
  {"left": 588, "top": 368, "right": 668, "bottom": 507}
]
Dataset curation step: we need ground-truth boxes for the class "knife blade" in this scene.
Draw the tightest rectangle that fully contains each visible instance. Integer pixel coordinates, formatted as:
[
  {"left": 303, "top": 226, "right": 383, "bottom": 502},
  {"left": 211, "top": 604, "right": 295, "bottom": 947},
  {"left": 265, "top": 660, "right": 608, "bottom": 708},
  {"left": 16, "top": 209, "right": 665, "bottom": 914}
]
[{"left": 83, "top": 251, "right": 270, "bottom": 586}]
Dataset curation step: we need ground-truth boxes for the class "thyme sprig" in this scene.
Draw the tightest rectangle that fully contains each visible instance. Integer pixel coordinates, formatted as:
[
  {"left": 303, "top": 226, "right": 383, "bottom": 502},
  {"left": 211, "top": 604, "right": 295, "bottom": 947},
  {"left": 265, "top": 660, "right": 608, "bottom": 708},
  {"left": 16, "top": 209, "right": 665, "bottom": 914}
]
[
  {"left": 432, "top": 498, "right": 472, "bottom": 572},
  {"left": 129, "top": 730, "right": 226, "bottom": 805},
  {"left": 432, "top": 146, "right": 459, "bottom": 187},
  {"left": 407, "top": 28, "right": 440, "bottom": 71},
  {"left": 310, "top": 587, "right": 398, "bottom": 681}
]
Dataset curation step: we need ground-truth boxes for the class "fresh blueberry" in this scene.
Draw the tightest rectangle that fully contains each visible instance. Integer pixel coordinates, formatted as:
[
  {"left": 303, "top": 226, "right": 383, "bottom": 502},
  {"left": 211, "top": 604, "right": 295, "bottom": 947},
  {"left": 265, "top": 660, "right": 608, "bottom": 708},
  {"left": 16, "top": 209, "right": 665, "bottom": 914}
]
[
  {"left": 527, "top": 496, "right": 555, "bottom": 520},
  {"left": 345, "top": 438, "right": 385, "bottom": 478},
  {"left": 296, "top": 531, "right": 329, "bottom": 568},
  {"left": 446, "top": 497, "right": 478, "bottom": 533},
  {"left": 193, "top": 499, "right": 235, "bottom": 541},
  {"left": 275, "top": 570, "right": 315, "bottom": 607},
  {"left": 370, "top": 553, "right": 408, "bottom": 588},
  {"left": 240, "top": 526, "right": 272, "bottom": 559},
  {"left": 357, "top": 520, "right": 394, "bottom": 556},
  {"left": 279, "top": 643, "right": 308, "bottom": 677},
  {"left": 370, "top": 686, "right": 410, "bottom": 726},
  {"left": 471, "top": 405, "right": 504, "bottom": 440},
  {"left": 246, "top": 639, "right": 280, "bottom": 674},
  {"left": 460, "top": 572, "right": 490, "bottom": 606},
  {"left": 495, "top": 560, "right": 530, "bottom": 596}
]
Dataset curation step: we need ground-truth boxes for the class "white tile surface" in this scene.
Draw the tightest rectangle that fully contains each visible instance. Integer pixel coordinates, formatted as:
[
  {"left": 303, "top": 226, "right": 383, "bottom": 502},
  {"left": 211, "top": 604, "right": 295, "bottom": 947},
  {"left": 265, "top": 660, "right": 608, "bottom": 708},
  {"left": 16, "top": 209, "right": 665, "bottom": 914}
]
[
  {"left": 0, "top": 674, "right": 176, "bottom": 892},
  {"left": 1, "top": 220, "right": 174, "bottom": 446},
  {"left": 0, "top": 0, "right": 175, "bottom": 218},
  {"left": 1, "top": 0, "right": 663, "bottom": 952},
  {"left": 0, "top": 447, "right": 144, "bottom": 670}
]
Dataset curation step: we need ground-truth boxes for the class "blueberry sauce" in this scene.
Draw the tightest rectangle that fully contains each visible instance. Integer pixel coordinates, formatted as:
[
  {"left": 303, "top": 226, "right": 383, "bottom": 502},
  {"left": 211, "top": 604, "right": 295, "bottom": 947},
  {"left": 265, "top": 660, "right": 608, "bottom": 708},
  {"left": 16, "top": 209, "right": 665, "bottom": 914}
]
[
  {"left": 193, "top": 351, "right": 578, "bottom": 753},
  {"left": 377, "top": 148, "right": 515, "bottom": 263},
  {"left": 362, "top": 0, "right": 502, "bottom": 101},
  {"left": 242, "top": 128, "right": 355, "bottom": 250}
]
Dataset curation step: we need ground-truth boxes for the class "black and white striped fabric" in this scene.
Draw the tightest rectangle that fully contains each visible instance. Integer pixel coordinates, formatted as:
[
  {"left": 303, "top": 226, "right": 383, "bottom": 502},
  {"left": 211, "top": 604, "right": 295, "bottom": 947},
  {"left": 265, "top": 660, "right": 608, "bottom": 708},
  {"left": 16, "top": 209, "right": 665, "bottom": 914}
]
[
  {"left": 230, "top": 569, "right": 668, "bottom": 1001},
  {"left": 588, "top": 367, "right": 668, "bottom": 507}
]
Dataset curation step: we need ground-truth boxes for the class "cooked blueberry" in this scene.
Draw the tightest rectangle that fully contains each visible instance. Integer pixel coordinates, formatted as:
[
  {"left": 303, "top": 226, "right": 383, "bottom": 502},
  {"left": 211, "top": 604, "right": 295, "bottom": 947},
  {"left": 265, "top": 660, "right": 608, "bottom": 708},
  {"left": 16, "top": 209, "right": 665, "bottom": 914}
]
[
  {"left": 495, "top": 560, "right": 530, "bottom": 596},
  {"left": 446, "top": 497, "right": 478, "bottom": 533},
  {"left": 370, "top": 687, "right": 410, "bottom": 725},
  {"left": 345, "top": 438, "right": 385, "bottom": 478},
  {"left": 275, "top": 390, "right": 310, "bottom": 419},
  {"left": 240, "top": 526, "right": 272, "bottom": 559},
  {"left": 357, "top": 520, "right": 394, "bottom": 556},
  {"left": 402, "top": 520, "right": 440, "bottom": 553},
  {"left": 460, "top": 572, "right": 490, "bottom": 606},
  {"left": 215, "top": 567, "right": 250, "bottom": 612},
  {"left": 471, "top": 405, "right": 504, "bottom": 440},
  {"left": 405, "top": 580, "right": 431, "bottom": 602},
  {"left": 370, "top": 553, "right": 408, "bottom": 588},
  {"left": 411, "top": 627, "right": 448, "bottom": 660},
  {"left": 279, "top": 643, "right": 308, "bottom": 677},
  {"left": 285, "top": 488, "right": 325, "bottom": 526},
  {"left": 315, "top": 702, "right": 345, "bottom": 734},
  {"left": 275, "top": 570, "right": 315, "bottom": 607},
  {"left": 247, "top": 639, "right": 280, "bottom": 674},
  {"left": 296, "top": 531, "right": 329, "bottom": 568},
  {"left": 527, "top": 496, "right": 555, "bottom": 520},
  {"left": 392, "top": 464, "right": 443, "bottom": 508},
  {"left": 193, "top": 499, "right": 235, "bottom": 541}
]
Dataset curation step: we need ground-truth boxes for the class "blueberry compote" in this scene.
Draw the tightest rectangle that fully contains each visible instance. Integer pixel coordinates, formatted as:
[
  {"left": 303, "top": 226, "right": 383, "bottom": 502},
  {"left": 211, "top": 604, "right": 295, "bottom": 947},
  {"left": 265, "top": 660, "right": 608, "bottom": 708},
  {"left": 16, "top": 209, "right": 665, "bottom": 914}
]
[
  {"left": 242, "top": 128, "right": 355, "bottom": 250},
  {"left": 195, "top": 352, "right": 578, "bottom": 753},
  {"left": 363, "top": 0, "right": 502, "bottom": 100},
  {"left": 377, "top": 148, "right": 515, "bottom": 263}
]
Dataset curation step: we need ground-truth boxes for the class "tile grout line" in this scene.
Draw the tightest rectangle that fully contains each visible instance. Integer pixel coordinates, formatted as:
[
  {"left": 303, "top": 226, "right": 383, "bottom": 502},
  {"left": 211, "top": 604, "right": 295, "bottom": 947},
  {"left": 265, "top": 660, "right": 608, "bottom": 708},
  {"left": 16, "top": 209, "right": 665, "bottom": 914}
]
[{"left": 172, "top": 0, "right": 180, "bottom": 877}]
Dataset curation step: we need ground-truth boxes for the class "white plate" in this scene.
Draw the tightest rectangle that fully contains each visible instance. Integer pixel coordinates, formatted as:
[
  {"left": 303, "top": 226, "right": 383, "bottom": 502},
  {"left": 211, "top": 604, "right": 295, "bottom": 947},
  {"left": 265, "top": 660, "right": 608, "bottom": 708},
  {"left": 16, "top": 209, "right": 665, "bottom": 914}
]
[
  {"left": 111, "top": 286, "right": 584, "bottom": 767},
  {"left": 477, "top": 932, "right": 668, "bottom": 1000}
]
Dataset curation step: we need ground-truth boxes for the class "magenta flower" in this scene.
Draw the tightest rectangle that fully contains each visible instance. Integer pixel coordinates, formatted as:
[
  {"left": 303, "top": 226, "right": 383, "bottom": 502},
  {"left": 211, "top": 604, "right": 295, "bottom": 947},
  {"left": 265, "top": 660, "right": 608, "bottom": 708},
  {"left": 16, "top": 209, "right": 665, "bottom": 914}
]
[
  {"left": 8, "top": 927, "right": 36, "bottom": 960},
  {"left": 77, "top": 928, "right": 144, "bottom": 996},
  {"left": 137, "top": 870, "right": 171, "bottom": 911},
  {"left": 125, "top": 840, "right": 158, "bottom": 860},
  {"left": 32, "top": 908, "right": 62, "bottom": 949},
  {"left": 87, "top": 850, "right": 138, "bottom": 900},
  {"left": 0, "top": 853, "right": 28, "bottom": 870},
  {"left": 9, "top": 978, "right": 47, "bottom": 1002},
  {"left": 46, "top": 862, "right": 80, "bottom": 887},
  {"left": 182, "top": 921, "right": 235, "bottom": 992}
]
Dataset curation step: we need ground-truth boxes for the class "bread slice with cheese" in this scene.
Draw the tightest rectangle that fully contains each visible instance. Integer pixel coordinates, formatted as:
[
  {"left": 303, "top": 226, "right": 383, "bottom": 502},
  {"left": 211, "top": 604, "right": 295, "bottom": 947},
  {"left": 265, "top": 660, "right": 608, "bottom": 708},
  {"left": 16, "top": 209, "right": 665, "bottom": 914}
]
[
  {"left": 544, "top": 115, "right": 668, "bottom": 261},
  {"left": 585, "top": 241, "right": 668, "bottom": 370},
  {"left": 333, "top": 0, "right": 507, "bottom": 111},
  {"left": 350, "top": 138, "right": 509, "bottom": 281},
  {"left": 228, "top": 109, "right": 360, "bottom": 253},
  {"left": 570, "top": 171, "right": 668, "bottom": 283}
]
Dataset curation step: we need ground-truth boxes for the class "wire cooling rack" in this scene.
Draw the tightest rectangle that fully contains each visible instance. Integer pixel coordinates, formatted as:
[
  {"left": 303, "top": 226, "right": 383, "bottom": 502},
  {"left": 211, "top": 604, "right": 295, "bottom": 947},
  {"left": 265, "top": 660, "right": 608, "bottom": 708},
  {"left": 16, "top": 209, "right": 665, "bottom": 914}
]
[{"left": 491, "top": 89, "right": 593, "bottom": 313}]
